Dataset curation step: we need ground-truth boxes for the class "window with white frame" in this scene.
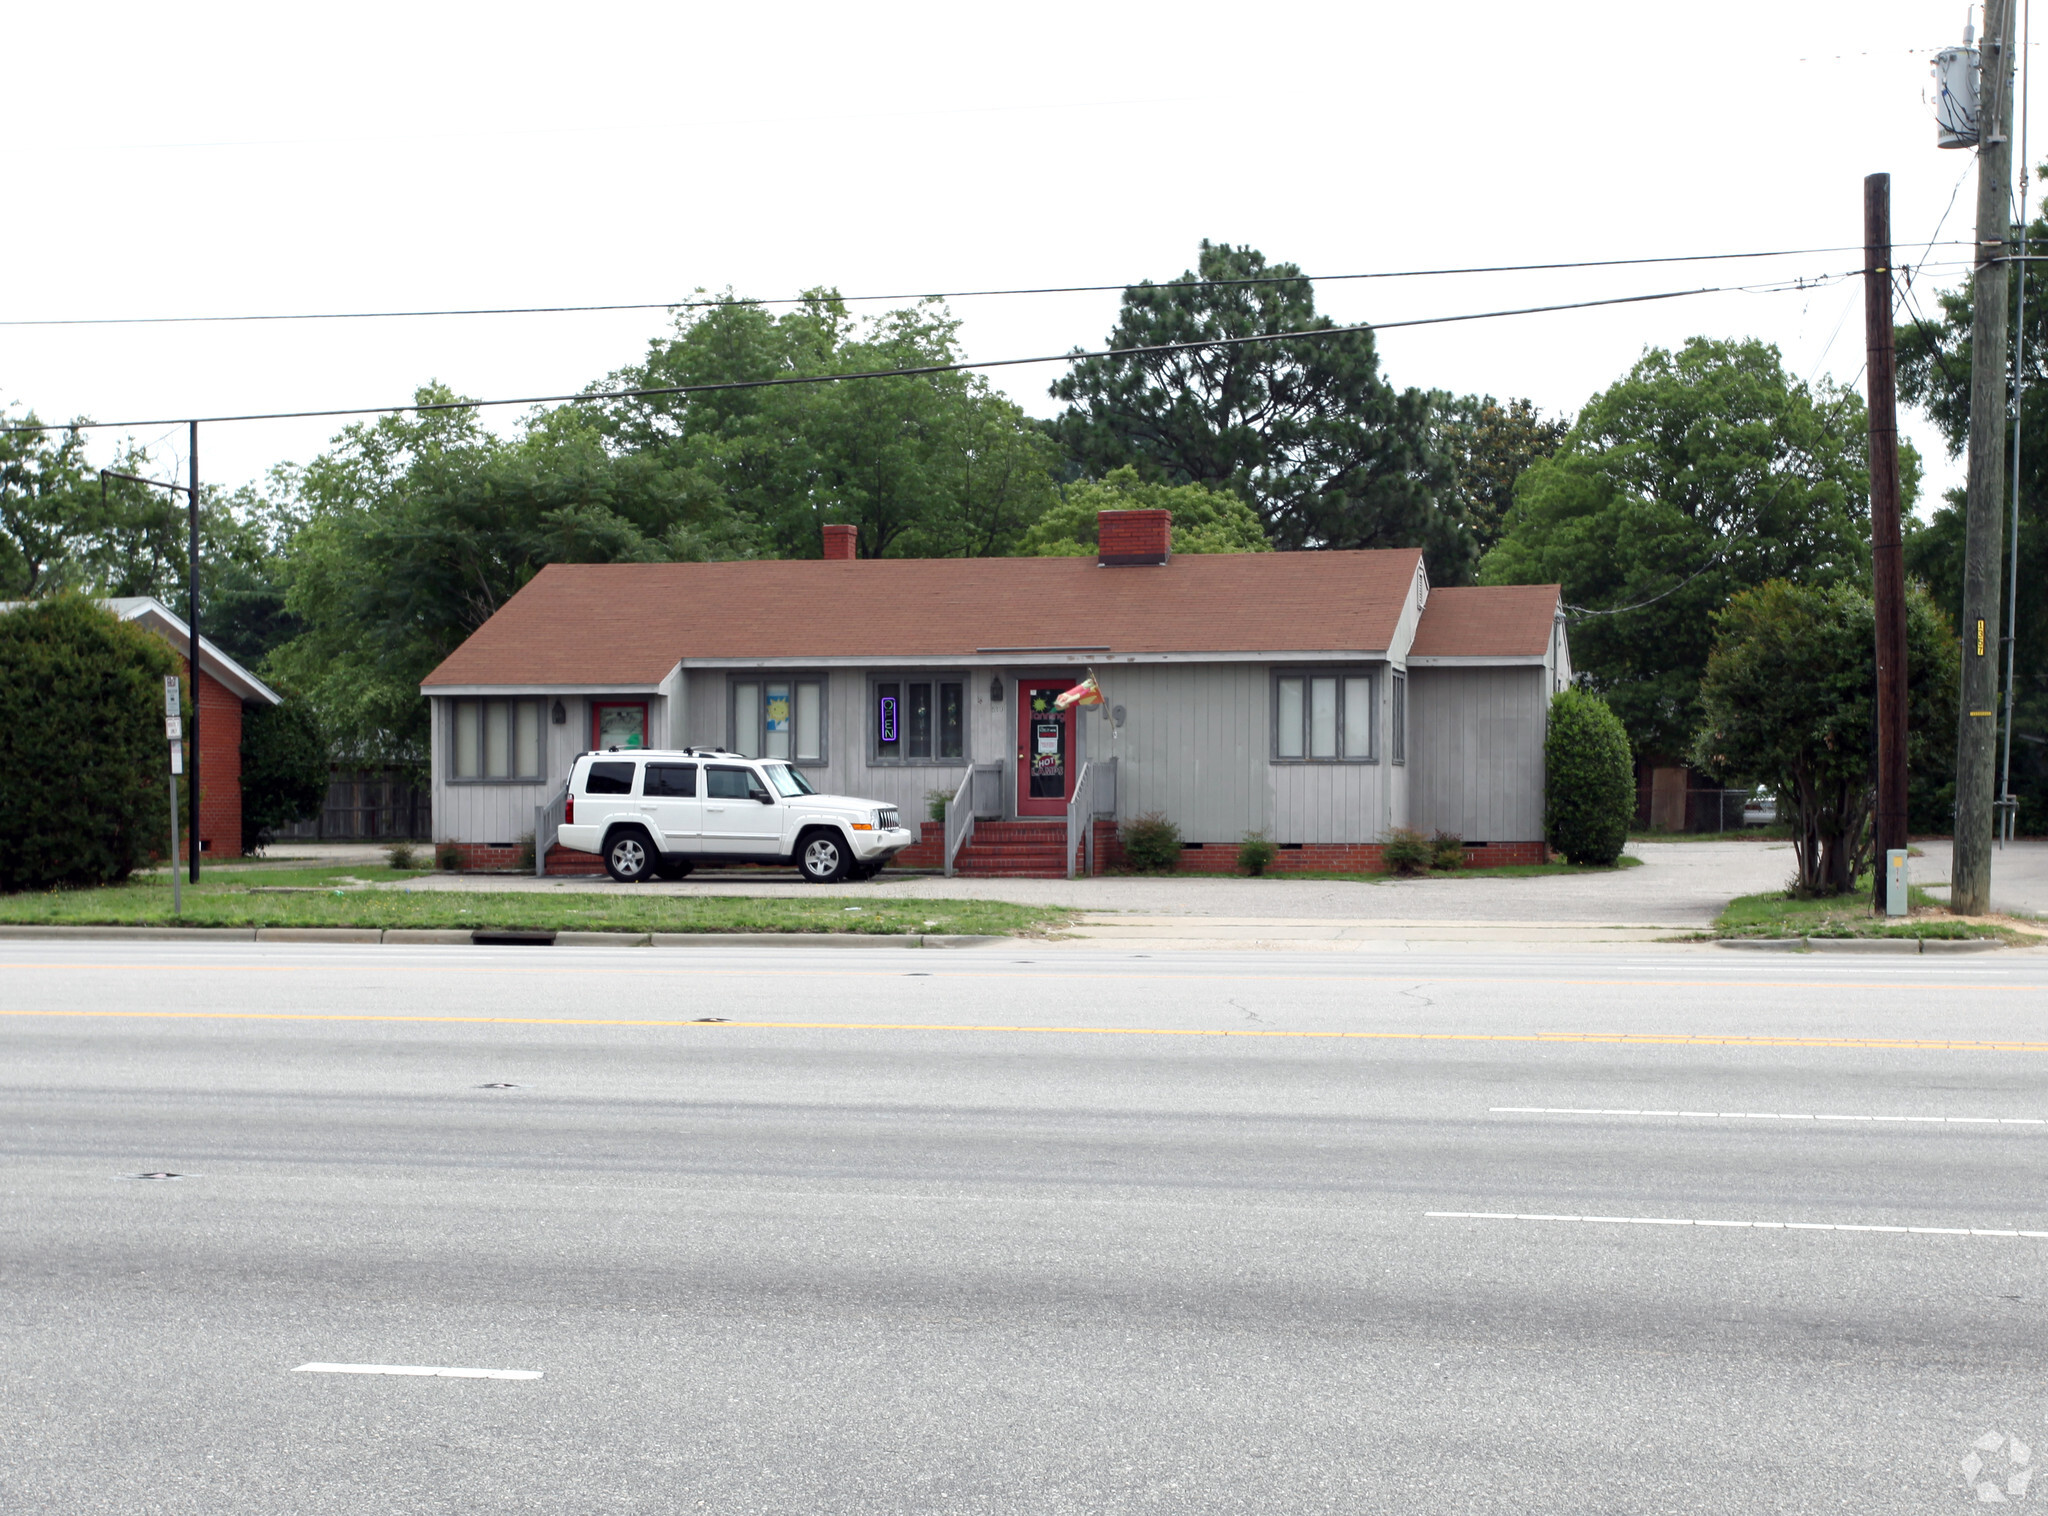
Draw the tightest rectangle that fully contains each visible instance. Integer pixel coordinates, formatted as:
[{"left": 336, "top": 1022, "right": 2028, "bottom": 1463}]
[
  {"left": 450, "top": 697, "right": 545, "bottom": 781},
  {"left": 1391, "top": 670, "right": 1407, "bottom": 764},
  {"left": 1271, "top": 670, "right": 1375, "bottom": 763},
  {"left": 729, "top": 678, "right": 825, "bottom": 763},
  {"left": 870, "top": 675, "right": 966, "bottom": 764}
]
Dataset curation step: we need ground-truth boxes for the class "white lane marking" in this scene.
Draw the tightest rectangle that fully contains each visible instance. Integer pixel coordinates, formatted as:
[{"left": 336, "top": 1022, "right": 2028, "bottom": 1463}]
[
  {"left": 1492, "top": 1107, "right": 2046, "bottom": 1125},
  {"left": 293, "top": 1362, "right": 541, "bottom": 1380},
  {"left": 1428, "top": 1211, "right": 2048, "bottom": 1238}
]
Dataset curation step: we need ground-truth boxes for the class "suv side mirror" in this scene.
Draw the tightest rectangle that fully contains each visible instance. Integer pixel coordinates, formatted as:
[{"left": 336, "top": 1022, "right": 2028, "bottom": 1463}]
[{"left": 754, "top": 790, "right": 775, "bottom": 804}]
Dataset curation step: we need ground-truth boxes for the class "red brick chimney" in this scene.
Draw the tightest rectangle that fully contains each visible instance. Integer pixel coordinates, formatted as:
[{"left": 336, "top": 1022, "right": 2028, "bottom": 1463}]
[
  {"left": 1097, "top": 508, "right": 1171, "bottom": 566},
  {"left": 822, "top": 523, "right": 859, "bottom": 560}
]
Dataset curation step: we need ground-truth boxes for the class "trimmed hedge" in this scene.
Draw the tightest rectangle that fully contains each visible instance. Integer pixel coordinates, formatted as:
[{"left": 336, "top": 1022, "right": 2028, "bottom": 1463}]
[
  {"left": 1544, "top": 688, "right": 1633, "bottom": 866},
  {"left": 0, "top": 595, "right": 180, "bottom": 891}
]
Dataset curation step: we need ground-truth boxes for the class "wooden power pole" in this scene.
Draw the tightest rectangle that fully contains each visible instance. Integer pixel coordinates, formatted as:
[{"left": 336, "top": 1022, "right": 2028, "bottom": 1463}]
[
  {"left": 1865, "top": 173, "right": 1909, "bottom": 910},
  {"left": 1955, "top": 0, "right": 2019, "bottom": 916}
]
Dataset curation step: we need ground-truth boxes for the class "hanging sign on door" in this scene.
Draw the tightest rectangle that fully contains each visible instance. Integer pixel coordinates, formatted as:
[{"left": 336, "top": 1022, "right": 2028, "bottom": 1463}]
[{"left": 1036, "top": 723, "right": 1059, "bottom": 754}]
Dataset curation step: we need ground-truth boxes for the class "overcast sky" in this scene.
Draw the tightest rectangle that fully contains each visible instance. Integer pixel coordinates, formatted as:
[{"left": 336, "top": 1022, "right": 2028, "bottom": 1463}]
[{"left": 2, "top": 1, "right": 2024, "bottom": 513}]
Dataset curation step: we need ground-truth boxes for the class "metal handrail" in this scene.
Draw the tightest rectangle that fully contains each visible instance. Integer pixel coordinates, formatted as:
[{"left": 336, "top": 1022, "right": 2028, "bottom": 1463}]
[
  {"left": 1065, "top": 761, "right": 1094, "bottom": 880},
  {"left": 943, "top": 765, "right": 977, "bottom": 878},
  {"left": 533, "top": 780, "right": 569, "bottom": 878}
]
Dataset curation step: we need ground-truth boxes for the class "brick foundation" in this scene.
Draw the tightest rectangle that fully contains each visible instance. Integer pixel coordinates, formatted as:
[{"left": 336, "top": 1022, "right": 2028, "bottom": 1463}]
[
  {"left": 442, "top": 841, "right": 533, "bottom": 873},
  {"left": 1092, "top": 822, "right": 1549, "bottom": 875},
  {"left": 514, "top": 823, "right": 1547, "bottom": 878},
  {"left": 889, "top": 821, "right": 944, "bottom": 870}
]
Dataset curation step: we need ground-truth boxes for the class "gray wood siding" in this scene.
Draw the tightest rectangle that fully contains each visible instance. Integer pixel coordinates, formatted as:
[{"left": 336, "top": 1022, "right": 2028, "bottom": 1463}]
[
  {"left": 1409, "top": 666, "right": 1547, "bottom": 841},
  {"left": 433, "top": 692, "right": 666, "bottom": 845},
  {"left": 1092, "top": 664, "right": 1271, "bottom": 842}
]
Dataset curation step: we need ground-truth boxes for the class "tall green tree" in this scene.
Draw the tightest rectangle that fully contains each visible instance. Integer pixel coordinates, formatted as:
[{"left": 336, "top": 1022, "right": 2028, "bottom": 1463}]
[
  {"left": 1896, "top": 199, "right": 2048, "bottom": 830},
  {"left": 1482, "top": 337, "right": 1891, "bottom": 759},
  {"left": 1044, "top": 241, "right": 1467, "bottom": 574},
  {"left": 1693, "top": 580, "right": 1958, "bottom": 895},
  {"left": 1437, "top": 394, "right": 1567, "bottom": 551},
  {"left": 595, "top": 295, "right": 1058, "bottom": 559},
  {"left": 1016, "top": 467, "right": 1270, "bottom": 556},
  {"left": 269, "top": 389, "right": 743, "bottom": 769}
]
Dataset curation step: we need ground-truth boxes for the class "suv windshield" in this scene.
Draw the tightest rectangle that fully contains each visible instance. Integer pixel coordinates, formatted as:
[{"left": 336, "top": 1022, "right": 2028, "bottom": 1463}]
[{"left": 763, "top": 764, "right": 815, "bottom": 797}]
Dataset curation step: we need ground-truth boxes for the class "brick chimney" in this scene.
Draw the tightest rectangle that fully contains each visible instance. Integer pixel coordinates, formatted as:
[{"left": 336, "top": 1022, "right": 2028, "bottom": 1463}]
[
  {"left": 1097, "top": 506, "right": 1179, "bottom": 565},
  {"left": 822, "top": 523, "right": 859, "bottom": 560},
  {"left": 1097, "top": 508, "right": 1171, "bottom": 566}
]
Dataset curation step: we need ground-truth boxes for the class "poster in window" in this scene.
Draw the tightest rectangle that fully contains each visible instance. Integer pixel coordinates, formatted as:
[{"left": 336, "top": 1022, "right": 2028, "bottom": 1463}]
[
  {"left": 596, "top": 704, "right": 646, "bottom": 749},
  {"left": 765, "top": 689, "right": 790, "bottom": 734}
]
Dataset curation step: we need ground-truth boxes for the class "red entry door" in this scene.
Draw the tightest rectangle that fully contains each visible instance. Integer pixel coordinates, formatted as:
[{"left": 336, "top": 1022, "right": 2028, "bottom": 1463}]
[{"left": 1017, "top": 679, "right": 1077, "bottom": 816}]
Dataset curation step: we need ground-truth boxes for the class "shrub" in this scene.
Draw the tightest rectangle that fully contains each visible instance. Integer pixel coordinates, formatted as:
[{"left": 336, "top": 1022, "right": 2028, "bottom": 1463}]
[
  {"left": 927, "top": 788, "right": 951, "bottom": 823},
  {"left": 435, "top": 841, "right": 462, "bottom": 872},
  {"left": 1430, "top": 830, "right": 1465, "bottom": 870},
  {"left": 1120, "top": 812, "right": 1182, "bottom": 872},
  {"left": 516, "top": 832, "right": 536, "bottom": 873},
  {"left": 1380, "top": 826, "right": 1432, "bottom": 876},
  {"left": 1237, "top": 831, "right": 1278, "bottom": 876},
  {"left": 384, "top": 840, "right": 419, "bottom": 871},
  {"left": 240, "top": 688, "right": 328, "bottom": 854},
  {"left": 0, "top": 595, "right": 179, "bottom": 892},
  {"left": 1545, "top": 688, "right": 1634, "bottom": 866}
]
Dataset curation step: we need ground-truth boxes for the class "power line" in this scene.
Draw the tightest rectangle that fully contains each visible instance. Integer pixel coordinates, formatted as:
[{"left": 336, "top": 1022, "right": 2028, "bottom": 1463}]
[
  {"left": 0, "top": 275, "right": 1851, "bottom": 438},
  {"left": 0, "top": 245, "right": 1917, "bottom": 331}
]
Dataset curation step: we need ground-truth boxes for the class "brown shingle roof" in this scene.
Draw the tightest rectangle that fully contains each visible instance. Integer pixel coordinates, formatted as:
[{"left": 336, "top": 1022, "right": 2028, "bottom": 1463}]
[
  {"left": 422, "top": 550, "right": 1427, "bottom": 687},
  {"left": 1407, "top": 584, "right": 1561, "bottom": 660}
]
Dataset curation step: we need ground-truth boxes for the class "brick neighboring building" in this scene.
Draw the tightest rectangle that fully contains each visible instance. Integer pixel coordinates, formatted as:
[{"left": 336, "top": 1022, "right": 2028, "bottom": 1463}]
[
  {"left": 107, "top": 598, "right": 280, "bottom": 860},
  {"left": 418, "top": 510, "right": 1572, "bottom": 877}
]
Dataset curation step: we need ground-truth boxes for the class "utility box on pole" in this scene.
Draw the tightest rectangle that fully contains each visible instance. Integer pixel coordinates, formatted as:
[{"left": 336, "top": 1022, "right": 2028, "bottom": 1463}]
[{"left": 1885, "top": 849, "right": 1909, "bottom": 917}]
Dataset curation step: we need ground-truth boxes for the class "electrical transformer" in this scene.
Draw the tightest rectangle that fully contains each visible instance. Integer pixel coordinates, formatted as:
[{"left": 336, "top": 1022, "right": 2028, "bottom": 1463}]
[{"left": 1934, "top": 30, "right": 1981, "bottom": 148}]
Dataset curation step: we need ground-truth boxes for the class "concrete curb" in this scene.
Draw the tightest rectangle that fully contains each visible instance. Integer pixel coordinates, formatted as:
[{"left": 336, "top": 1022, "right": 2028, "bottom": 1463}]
[
  {"left": 1716, "top": 935, "right": 2005, "bottom": 954},
  {"left": 0, "top": 924, "right": 257, "bottom": 940},
  {"left": 0, "top": 924, "right": 1005, "bottom": 949},
  {"left": 254, "top": 927, "right": 381, "bottom": 943}
]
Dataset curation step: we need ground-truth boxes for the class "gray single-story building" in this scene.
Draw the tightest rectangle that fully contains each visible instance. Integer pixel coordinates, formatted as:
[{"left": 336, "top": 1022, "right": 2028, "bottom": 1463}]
[{"left": 419, "top": 509, "right": 1569, "bottom": 875}]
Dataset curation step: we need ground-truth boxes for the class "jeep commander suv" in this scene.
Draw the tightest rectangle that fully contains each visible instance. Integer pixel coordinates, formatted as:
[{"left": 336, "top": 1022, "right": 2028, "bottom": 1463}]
[{"left": 556, "top": 748, "right": 915, "bottom": 883}]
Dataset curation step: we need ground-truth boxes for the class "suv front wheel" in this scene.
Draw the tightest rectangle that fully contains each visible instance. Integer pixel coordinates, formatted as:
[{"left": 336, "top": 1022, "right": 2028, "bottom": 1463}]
[
  {"left": 604, "top": 828, "right": 656, "bottom": 883},
  {"left": 796, "top": 830, "right": 849, "bottom": 884}
]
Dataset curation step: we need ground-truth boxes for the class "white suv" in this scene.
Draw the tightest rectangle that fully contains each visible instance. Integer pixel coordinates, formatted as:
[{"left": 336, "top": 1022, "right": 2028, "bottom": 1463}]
[{"left": 556, "top": 748, "right": 915, "bottom": 884}]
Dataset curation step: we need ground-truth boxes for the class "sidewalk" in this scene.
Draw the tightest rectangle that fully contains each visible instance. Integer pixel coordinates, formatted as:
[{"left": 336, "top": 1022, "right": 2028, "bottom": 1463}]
[
  {"left": 1907, "top": 839, "right": 2048, "bottom": 919},
  {"left": 373, "top": 839, "right": 1801, "bottom": 947}
]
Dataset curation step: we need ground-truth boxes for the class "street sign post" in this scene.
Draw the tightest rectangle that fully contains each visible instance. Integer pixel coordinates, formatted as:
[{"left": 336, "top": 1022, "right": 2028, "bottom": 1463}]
[{"left": 164, "top": 676, "right": 182, "bottom": 916}]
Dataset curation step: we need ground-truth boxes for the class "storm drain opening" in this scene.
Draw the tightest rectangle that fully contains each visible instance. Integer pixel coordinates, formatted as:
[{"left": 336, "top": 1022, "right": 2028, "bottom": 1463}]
[
  {"left": 122, "top": 1172, "right": 187, "bottom": 1181},
  {"left": 472, "top": 929, "right": 557, "bottom": 946},
  {"left": 477, "top": 1082, "right": 522, "bottom": 1090}
]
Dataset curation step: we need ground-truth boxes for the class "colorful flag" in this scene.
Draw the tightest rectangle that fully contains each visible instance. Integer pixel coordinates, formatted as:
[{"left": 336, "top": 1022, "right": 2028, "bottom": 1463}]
[{"left": 1054, "top": 675, "right": 1103, "bottom": 711}]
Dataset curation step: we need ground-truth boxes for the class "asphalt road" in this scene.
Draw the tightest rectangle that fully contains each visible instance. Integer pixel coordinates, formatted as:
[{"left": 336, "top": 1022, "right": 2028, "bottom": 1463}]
[{"left": 5, "top": 942, "right": 2048, "bottom": 1513}]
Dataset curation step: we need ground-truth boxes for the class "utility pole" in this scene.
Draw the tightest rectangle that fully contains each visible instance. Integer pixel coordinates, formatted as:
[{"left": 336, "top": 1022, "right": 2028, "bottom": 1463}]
[
  {"left": 1954, "top": 0, "right": 2019, "bottom": 916},
  {"left": 1865, "top": 173, "right": 1909, "bottom": 911},
  {"left": 102, "top": 424, "right": 203, "bottom": 886},
  {"left": 187, "top": 421, "right": 200, "bottom": 885}
]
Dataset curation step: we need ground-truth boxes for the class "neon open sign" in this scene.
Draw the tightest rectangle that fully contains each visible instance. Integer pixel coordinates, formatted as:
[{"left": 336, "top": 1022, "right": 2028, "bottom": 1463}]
[{"left": 879, "top": 694, "right": 898, "bottom": 743}]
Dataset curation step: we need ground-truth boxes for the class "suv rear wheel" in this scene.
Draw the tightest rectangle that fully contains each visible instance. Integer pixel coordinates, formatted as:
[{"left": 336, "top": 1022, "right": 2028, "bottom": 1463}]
[
  {"left": 797, "top": 830, "right": 849, "bottom": 884},
  {"left": 604, "top": 828, "right": 656, "bottom": 883}
]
